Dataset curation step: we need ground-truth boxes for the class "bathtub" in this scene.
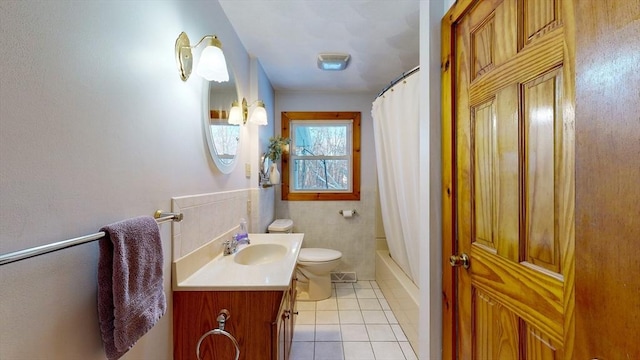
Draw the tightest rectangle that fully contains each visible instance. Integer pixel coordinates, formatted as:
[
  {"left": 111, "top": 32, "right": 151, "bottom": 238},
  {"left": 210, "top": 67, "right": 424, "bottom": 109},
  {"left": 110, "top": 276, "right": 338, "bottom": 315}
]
[{"left": 375, "top": 250, "right": 419, "bottom": 353}]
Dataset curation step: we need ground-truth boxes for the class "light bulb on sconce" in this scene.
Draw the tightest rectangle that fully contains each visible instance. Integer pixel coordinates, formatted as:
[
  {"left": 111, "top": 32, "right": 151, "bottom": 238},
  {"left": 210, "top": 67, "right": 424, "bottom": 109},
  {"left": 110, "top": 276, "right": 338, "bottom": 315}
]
[
  {"left": 249, "top": 100, "right": 268, "bottom": 125},
  {"left": 228, "top": 100, "right": 245, "bottom": 125},
  {"left": 227, "top": 98, "right": 268, "bottom": 126},
  {"left": 175, "top": 32, "right": 229, "bottom": 82}
]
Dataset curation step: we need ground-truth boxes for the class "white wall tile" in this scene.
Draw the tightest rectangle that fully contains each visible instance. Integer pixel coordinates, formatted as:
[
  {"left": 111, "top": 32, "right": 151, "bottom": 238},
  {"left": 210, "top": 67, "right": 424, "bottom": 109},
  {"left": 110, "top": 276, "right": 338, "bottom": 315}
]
[{"left": 171, "top": 190, "right": 251, "bottom": 260}]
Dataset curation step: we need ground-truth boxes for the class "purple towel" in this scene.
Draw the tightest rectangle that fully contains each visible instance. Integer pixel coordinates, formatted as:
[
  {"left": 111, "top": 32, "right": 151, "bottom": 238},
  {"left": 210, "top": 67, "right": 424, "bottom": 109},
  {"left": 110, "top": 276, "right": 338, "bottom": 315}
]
[{"left": 97, "top": 216, "right": 166, "bottom": 360}]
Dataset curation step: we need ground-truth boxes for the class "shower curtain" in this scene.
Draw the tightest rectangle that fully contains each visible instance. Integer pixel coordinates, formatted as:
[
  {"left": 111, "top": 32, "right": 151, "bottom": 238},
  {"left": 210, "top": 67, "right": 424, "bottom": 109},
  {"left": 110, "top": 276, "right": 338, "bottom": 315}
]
[{"left": 371, "top": 70, "right": 420, "bottom": 285}]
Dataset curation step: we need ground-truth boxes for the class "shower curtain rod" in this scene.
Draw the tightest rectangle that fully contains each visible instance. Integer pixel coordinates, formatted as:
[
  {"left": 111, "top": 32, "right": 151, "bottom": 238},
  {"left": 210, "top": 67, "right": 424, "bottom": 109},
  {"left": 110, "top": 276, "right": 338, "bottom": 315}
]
[{"left": 376, "top": 65, "right": 420, "bottom": 99}]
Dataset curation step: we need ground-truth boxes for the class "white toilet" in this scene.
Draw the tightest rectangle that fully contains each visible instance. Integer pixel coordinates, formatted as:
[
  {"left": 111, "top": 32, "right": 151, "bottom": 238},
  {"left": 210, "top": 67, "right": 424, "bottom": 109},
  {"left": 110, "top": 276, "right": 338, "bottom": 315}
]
[{"left": 268, "top": 219, "right": 342, "bottom": 301}]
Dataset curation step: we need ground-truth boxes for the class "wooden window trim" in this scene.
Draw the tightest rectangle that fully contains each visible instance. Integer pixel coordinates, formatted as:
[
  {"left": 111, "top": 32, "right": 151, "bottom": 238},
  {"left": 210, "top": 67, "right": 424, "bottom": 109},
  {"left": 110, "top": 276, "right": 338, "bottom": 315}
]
[{"left": 281, "top": 111, "right": 361, "bottom": 201}]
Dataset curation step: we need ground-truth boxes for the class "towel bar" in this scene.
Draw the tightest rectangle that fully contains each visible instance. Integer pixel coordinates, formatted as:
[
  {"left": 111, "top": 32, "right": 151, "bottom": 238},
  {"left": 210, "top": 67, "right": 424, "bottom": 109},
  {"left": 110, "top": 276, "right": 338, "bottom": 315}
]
[{"left": 0, "top": 210, "right": 183, "bottom": 266}]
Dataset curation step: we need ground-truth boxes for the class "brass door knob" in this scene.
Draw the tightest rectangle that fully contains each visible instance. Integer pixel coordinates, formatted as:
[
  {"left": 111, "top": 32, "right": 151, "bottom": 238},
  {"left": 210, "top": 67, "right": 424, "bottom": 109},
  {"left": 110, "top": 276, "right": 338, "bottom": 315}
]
[{"left": 449, "top": 253, "right": 470, "bottom": 269}]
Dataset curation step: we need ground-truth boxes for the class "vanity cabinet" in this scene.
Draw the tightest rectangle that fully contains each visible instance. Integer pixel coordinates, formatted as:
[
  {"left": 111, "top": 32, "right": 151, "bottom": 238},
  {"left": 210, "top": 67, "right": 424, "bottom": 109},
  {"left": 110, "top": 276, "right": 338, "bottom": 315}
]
[
  {"left": 276, "top": 277, "right": 297, "bottom": 360},
  {"left": 173, "top": 277, "right": 297, "bottom": 360}
]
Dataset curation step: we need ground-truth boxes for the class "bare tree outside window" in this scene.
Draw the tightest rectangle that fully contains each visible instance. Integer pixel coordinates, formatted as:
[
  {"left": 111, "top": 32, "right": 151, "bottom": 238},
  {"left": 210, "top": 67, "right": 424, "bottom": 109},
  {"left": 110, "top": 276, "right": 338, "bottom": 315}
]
[
  {"left": 210, "top": 122, "right": 239, "bottom": 162},
  {"left": 281, "top": 112, "right": 361, "bottom": 201},
  {"left": 293, "top": 124, "right": 349, "bottom": 190}
]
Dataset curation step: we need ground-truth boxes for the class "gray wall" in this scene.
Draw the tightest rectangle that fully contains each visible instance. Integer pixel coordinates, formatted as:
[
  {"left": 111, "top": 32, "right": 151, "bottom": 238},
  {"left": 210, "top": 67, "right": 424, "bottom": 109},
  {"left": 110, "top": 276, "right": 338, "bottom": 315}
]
[{"left": 0, "top": 1, "right": 254, "bottom": 359}]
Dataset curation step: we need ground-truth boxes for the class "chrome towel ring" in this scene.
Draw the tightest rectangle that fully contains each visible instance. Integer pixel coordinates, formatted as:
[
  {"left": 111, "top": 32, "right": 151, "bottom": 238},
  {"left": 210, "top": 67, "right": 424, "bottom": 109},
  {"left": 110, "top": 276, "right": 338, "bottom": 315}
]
[
  {"left": 196, "top": 329, "right": 240, "bottom": 360},
  {"left": 196, "top": 309, "right": 240, "bottom": 360}
]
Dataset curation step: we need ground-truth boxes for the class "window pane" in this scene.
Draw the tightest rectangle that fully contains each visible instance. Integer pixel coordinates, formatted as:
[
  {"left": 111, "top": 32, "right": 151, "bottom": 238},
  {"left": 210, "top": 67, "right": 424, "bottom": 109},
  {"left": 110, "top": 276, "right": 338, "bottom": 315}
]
[
  {"left": 293, "top": 159, "right": 350, "bottom": 191},
  {"left": 210, "top": 124, "right": 239, "bottom": 160},
  {"left": 293, "top": 124, "right": 347, "bottom": 157}
]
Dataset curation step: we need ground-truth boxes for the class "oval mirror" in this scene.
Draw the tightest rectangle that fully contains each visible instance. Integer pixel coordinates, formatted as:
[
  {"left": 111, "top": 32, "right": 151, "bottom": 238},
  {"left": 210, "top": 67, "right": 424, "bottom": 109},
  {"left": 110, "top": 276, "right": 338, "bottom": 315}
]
[{"left": 202, "top": 64, "right": 240, "bottom": 174}]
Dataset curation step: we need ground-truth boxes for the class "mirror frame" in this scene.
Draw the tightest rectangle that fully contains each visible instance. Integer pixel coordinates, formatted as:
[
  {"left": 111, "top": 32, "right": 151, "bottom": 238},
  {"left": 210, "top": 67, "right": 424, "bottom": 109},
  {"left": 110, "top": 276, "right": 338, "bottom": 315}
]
[{"left": 202, "top": 70, "right": 241, "bottom": 174}]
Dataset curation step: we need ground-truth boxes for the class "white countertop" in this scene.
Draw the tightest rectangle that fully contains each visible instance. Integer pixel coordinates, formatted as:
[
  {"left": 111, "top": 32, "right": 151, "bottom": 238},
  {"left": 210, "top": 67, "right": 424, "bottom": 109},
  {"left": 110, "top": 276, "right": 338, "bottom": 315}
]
[{"left": 174, "top": 233, "right": 304, "bottom": 291}]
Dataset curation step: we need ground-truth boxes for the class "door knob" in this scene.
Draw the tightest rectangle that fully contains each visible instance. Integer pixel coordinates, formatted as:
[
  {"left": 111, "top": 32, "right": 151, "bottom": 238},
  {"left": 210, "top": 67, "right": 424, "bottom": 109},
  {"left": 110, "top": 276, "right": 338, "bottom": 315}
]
[{"left": 449, "top": 253, "right": 470, "bottom": 269}]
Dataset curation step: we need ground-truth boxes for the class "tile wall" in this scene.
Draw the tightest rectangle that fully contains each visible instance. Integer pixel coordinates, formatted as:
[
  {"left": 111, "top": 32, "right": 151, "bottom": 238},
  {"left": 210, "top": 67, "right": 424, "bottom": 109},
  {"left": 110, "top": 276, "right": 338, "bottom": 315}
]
[
  {"left": 171, "top": 189, "right": 253, "bottom": 261},
  {"left": 276, "top": 186, "right": 378, "bottom": 280}
]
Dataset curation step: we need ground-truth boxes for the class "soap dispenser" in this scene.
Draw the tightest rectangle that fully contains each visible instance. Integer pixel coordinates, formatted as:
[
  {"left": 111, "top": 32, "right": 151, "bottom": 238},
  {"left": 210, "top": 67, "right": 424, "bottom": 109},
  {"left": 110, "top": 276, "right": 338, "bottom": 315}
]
[{"left": 235, "top": 218, "right": 249, "bottom": 243}]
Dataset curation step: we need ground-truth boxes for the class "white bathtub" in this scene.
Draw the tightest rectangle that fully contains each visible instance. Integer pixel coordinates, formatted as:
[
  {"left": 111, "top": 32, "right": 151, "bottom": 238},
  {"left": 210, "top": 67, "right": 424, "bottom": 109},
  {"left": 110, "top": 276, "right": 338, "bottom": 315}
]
[{"left": 375, "top": 250, "right": 419, "bottom": 354}]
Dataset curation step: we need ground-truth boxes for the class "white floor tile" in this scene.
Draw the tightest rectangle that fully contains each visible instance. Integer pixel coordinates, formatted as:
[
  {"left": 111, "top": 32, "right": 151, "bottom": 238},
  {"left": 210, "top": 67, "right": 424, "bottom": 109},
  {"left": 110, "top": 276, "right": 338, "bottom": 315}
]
[
  {"left": 391, "top": 324, "right": 407, "bottom": 341},
  {"left": 355, "top": 288, "right": 377, "bottom": 299},
  {"left": 379, "top": 298, "right": 391, "bottom": 310},
  {"left": 340, "top": 324, "right": 370, "bottom": 341},
  {"left": 366, "top": 324, "right": 396, "bottom": 341},
  {"left": 315, "top": 324, "right": 342, "bottom": 342},
  {"left": 371, "top": 342, "right": 406, "bottom": 360},
  {"left": 399, "top": 342, "right": 418, "bottom": 360},
  {"left": 338, "top": 298, "right": 361, "bottom": 310},
  {"left": 316, "top": 310, "right": 340, "bottom": 324},
  {"left": 358, "top": 298, "right": 382, "bottom": 310},
  {"left": 316, "top": 298, "right": 338, "bottom": 311},
  {"left": 290, "top": 281, "right": 412, "bottom": 360},
  {"left": 335, "top": 282, "right": 355, "bottom": 289},
  {"left": 353, "top": 281, "right": 373, "bottom": 289},
  {"left": 339, "top": 310, "right": 364, "bottom": 324},
  {"left": 362, "top": 311, "right": 389, "bottom": 324},
  {"left": 384, "top": 310, "right": 398, "bottom": 324},
  {"left": 293, "top": 324, "right": 316, "bottom": 342},
  {"left": 343, "top": 342, "right": 376, "bottom": 360},
  {"left": 296, "top": 310, "right": 316, "bottom": 325},
  {"left": 290, "top": 341, "right": 315, "bottom": 360},
  {"left": 314, "top": 341, "right": 344, "bottom": 360},
  {"left": 336, "top": 288, "right": 357, "bottom": 298}
]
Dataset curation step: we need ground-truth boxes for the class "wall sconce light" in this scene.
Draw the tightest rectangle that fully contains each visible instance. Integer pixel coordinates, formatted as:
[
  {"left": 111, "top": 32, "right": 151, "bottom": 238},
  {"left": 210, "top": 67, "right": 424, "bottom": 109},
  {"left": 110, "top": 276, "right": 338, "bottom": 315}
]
[
  {"left": 175, "top": 32, "right": 229, "bottom": 82},
  {"left": 228, "top": 98, "right": 268, "bottom": 125}
]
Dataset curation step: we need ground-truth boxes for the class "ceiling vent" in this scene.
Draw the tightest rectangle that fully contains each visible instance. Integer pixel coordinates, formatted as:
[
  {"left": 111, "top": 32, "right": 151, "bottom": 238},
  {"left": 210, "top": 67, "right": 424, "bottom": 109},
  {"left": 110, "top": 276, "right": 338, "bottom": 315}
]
[{"left": 317, "top": 53, "right": 351, "bottom": 71}]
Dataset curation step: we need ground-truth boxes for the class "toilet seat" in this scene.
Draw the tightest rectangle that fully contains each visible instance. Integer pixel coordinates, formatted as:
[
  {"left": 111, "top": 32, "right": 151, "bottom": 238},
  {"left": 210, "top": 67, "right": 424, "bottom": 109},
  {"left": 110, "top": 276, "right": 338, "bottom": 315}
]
[{"left": 298, "top": 248, "right": 342, "bottom": 262}]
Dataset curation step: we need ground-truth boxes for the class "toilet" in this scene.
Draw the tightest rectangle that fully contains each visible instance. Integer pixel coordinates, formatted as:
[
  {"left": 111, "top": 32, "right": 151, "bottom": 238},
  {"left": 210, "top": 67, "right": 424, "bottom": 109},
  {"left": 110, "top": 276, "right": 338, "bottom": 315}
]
[{"left": 268, "top": 219, "right": 342, "bottom": 301}]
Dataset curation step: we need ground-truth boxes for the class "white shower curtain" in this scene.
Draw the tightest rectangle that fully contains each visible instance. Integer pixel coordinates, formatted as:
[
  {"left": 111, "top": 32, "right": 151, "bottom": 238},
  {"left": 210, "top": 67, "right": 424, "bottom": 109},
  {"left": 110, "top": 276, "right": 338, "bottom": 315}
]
[{"left": 371, "top": 70, "right": 420, "bottom": 285}]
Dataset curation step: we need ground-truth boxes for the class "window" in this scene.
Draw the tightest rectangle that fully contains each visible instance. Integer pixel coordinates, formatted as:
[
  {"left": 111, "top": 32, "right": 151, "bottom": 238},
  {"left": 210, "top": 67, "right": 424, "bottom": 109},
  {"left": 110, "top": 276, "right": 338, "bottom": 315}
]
[{"left": 282, "top": 112, "right": 360, "bottom": 200}]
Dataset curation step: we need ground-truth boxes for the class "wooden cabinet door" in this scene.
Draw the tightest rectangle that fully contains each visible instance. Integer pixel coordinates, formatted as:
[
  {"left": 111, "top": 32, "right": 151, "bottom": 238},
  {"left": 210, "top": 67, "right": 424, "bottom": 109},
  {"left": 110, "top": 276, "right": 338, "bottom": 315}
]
[
  {"left": 275, "top": 302, "right": 286, "bottom": 360},
  {"left": 274, "top": 280, "right": 295, "bottom": 360},
  {"left": 286, "top": 278, "right": 296, "bottom": 360},
  {"left": 442, "top": 0, "right": 575, "bottom": 358}
]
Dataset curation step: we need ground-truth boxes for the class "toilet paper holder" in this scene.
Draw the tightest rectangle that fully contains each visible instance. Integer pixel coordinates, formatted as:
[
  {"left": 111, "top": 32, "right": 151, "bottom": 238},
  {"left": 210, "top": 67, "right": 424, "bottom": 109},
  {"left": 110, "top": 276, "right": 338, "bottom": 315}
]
[{"left": 338, "top": 209, "right": 357, "bottom": 216}]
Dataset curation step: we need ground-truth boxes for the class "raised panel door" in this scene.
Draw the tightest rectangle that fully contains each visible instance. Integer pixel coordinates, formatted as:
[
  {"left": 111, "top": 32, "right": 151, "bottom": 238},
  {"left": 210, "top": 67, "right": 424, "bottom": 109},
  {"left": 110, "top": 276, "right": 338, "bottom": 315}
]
[{"left": 444, "top": 0, "right": 575, "bottom": 358}]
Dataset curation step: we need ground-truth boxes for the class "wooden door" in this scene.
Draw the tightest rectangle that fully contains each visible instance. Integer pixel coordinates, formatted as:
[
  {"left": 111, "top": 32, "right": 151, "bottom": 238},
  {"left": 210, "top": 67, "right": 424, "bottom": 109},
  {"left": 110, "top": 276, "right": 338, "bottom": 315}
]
[
  {"left": 574, "top": 0, "right": 640, "bottom": 357},
  {"left": 442, "top": 0, "right": 575, "bottom": 358}
]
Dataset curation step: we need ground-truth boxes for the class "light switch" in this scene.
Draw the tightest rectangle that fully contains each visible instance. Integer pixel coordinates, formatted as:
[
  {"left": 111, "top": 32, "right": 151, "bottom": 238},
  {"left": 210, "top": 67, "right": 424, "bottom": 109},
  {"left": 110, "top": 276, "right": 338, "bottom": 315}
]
[{"left": 245, "top": 163, "right": 251, "bottom": 178}]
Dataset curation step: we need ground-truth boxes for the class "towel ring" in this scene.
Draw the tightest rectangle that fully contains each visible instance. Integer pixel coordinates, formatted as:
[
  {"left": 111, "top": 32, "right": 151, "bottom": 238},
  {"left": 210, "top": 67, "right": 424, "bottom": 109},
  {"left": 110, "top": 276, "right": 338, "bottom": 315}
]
[{"left": 196, "top": 328, "right": 240, "bottom": 360}]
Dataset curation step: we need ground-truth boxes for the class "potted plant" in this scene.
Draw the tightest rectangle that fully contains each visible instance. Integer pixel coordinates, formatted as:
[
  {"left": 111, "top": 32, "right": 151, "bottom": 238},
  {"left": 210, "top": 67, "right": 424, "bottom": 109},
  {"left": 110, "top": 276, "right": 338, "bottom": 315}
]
[
  {"left": 266, "top": 135, "right": 291, "bottom": 162},
  {"left": 265, "top": 135, "right": 290, "bottom": 184}
]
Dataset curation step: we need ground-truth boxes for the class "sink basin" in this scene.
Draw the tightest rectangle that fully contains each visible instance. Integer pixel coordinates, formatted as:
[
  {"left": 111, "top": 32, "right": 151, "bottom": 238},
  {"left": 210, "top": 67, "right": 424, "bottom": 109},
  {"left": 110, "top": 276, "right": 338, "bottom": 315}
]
[
  {"left": 174, "top": 233, "right": 304, "bottom": 290},
  {"left": 234, "top": 243, "right": 288, "bottom": 265}
]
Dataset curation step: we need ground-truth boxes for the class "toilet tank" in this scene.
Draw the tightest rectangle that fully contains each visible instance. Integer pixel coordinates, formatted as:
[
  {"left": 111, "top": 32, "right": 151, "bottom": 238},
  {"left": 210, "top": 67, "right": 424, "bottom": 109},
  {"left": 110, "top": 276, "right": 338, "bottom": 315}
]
[{"left": 268, "top": 219, "right": 293, "bottom": 233}]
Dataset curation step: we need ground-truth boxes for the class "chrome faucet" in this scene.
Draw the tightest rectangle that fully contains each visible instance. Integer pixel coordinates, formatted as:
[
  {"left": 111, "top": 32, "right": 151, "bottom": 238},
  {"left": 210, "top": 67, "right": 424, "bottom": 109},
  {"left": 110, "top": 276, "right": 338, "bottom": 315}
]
[
  {"left": 223, "top": 233, "right": 250, "bottom": 256},
  {"left": 222, "top": 239, "right": 236, "bottom": 256}
]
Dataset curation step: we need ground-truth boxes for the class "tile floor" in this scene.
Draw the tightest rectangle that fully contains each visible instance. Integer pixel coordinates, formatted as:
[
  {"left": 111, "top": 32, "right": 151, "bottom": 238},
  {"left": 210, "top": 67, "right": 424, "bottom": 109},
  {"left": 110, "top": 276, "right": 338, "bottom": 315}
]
[{"left": 291, "top": 281, "right": 417, "bottom": 360}]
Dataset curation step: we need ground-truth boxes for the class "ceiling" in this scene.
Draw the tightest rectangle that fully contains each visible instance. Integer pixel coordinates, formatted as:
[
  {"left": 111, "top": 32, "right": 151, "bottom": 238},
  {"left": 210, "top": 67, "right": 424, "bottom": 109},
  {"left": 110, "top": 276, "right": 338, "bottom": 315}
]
[{"left": 218, "top": 0, "right": 420, "bottom": 94}]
